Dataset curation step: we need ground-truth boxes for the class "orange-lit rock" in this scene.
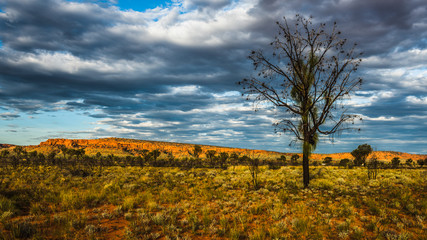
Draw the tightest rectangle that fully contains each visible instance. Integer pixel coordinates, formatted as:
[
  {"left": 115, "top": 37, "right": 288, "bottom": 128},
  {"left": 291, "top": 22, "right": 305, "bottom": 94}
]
[{"left": 15, "top": 137, "right": 426, "bottom": 162}]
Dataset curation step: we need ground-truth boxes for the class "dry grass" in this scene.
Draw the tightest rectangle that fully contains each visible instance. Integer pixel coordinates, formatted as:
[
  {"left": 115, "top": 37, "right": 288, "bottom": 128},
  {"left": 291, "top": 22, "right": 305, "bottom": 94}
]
[{"left": 0, "top": 165, "right": 425, "bottom": 239}]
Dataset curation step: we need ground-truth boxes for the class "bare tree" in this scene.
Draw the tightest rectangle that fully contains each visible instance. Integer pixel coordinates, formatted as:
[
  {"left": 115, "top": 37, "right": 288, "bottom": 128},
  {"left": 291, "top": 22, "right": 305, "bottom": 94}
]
[{"left": 239, "top": 15, "right": 362, "bottom": 188}]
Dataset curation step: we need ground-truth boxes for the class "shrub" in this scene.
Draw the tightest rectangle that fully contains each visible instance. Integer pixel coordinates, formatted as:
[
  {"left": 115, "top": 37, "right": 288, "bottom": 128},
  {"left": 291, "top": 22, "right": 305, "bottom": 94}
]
[
  {"left": 290, "top": 154, "right": 299, "bottom": 166},
  {"left": 11, "top": 220, "right": 36, "bottom": 239},
  {"left": 267, "top": 160, "right": 281, "bottom": 170},
  {"left": 339, "top": 158, "right": 350, "bottom": 168},
  {"left": 312, "top": 178, "right": 334, "bottom": 190},
  {"left": 122, "top": 196, "right": 137, "bottom": 211},
  {"left": 0, "top": 196, "right": 15, "bottom": 213},
  {"left": 391, "top": 157, "right": 400, "bottom": 168},
  {"left": 323, "top": 157, "right": 333, "bottom": 166},
  {"left": 61, "top": 191, "right": 83, "bottom": 210}
]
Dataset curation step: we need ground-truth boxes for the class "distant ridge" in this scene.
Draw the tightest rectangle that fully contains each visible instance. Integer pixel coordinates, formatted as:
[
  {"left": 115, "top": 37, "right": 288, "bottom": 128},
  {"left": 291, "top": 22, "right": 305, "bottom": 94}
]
[
  {"left": 34, "top": 138, "right": 285, "bottom": 159},
  {"left": 11, "top": 137, "right": 426, "bottom": 161},
  {"left": 0, "top": 143, "right": 15, "bottom": 149}
]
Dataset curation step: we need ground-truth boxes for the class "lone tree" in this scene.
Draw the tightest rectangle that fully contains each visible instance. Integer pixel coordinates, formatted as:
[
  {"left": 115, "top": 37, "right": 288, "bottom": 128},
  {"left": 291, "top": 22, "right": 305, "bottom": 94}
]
[
  {"left": 351, "top": 144, "right": 373, "bottom": 166},
  {"left": 239, "top": 15, "right": 362, "bottom": 188}
]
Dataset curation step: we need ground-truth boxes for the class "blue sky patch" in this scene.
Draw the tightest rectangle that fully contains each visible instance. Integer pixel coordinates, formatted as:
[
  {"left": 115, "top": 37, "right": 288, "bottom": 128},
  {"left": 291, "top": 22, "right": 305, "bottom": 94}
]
[{"left": 115, "top": 0, "right": 172, "bottom": 11}]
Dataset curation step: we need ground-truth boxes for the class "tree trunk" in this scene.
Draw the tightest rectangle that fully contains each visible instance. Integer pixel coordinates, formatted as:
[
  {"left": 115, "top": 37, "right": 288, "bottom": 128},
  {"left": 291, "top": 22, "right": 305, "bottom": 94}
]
[{"left": 302, "top": 140, "right": 310, "bottom": 188}]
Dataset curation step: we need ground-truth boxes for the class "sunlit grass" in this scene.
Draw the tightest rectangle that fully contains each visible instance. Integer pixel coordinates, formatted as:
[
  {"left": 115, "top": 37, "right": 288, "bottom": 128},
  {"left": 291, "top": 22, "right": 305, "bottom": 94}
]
[{"left": 0, "top": 165, "right": 425, "bottom": 239}]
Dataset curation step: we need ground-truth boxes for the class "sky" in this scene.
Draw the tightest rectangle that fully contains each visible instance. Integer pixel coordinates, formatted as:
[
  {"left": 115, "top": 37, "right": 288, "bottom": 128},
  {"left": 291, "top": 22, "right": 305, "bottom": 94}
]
[{"left": 0, "top": 0, "right": 426, "bottom": 154}]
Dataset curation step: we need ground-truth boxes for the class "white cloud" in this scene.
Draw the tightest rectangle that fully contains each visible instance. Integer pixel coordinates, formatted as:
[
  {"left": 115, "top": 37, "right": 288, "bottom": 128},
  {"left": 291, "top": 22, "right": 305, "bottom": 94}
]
[
  {"left": 363, "top": 48, "right": 427, "bottom": 69},
  {"left": 169, "top": 85, "right": 201, "bottom": 95},
  {"left": 140, "top": 0, "right": 259, "bottom": 47},
  {"left": 406, "top": 96, "right": 427, "bottom": 105},
  {"left": 346, "top": 90, "right": 395, "bottom": 107},
  {"left": 6, "top": 50, "right": 163, "bottom": 75},
  {"left": 363, "top": 115, "right": 400, "bottom": 121}
]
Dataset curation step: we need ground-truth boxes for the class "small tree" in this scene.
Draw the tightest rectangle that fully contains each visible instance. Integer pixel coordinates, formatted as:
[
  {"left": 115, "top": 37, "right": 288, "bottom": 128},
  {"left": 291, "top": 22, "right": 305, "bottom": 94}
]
[
  {"left": 416, "top": 159, "right": 424, "bottom": 168},
  {"left": 351, "top": 144, "right": 372, "bottom": 166},
  {"left": 218, "top": 152, "right": 229, "bottom": 169},
  {"left": 12, "top": 146, "right": 27, "bottom": 167},
  {"left": 139, "top": 150, "right": 149, "bottom": 166},
  {"left": 37, "top": 152, "right": 46, "bottom": 165},
  {"left": 247, "top": 156, "right": 260, "bottom": 189},
  {"left": 406, "top": 158, "right": 413, "bottom": 168},
  {"left": 277, "top": 155, "right": 287, "bottom": 166},
  {"left": 367, "top": 155, "right": 379, "bottom": 180},
  {"left": 189, "top": 145, "right": 202, "bottom": 160},
  {"left": 290, "top": 154, "right": 299, "bottom": 166},
  {"left": 229, "top": 152, "right": 239, "bottom": 169},
  {"left": 29, "top": 151, "right": 38, "bottom": 164},
  {"left": 206, "top": 150, "right": 217, "bottom": 167},
  {"left": 239, "top": 15, "right": 362, "bottom": 188},
  {"left": 148, "top": 149, "right": 161, "bottom": 166},
  {"left": 47, "top": 151, "right": 57, "bottom": 166},
  {"left": 339, "top": 158, "right": 350, "bottom": 168},
  {"left": 267, "top": 159, "right": 281, "bottom": 169},
  {"left": 323, "top": 157, "right": 333, "bottom": 166},
  {"left": 391, "top": 157, "right": 400, "bottom": 168}
]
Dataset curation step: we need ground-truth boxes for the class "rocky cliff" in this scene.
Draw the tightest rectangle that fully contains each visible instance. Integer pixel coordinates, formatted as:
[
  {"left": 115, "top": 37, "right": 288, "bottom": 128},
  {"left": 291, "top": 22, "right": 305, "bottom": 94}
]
[{"left": 18, "top": 138, "right": 427, "bottom": 161}]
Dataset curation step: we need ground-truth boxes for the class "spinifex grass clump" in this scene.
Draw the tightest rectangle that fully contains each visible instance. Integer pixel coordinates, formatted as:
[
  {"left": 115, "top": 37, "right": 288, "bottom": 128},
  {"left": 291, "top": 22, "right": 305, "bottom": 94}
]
[{"left": 0, "top": 165, "right": 424, "bottom": 239}]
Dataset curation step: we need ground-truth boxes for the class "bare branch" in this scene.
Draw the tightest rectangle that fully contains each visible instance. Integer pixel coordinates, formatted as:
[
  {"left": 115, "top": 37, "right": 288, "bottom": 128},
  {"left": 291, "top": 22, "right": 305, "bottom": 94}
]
[{"left": 239, "top": 14, "right": 362, "bottom": 146}]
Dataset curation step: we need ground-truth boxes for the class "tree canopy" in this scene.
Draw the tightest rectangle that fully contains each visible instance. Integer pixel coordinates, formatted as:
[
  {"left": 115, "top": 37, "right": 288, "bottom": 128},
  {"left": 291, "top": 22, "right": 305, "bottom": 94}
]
[
  {"left": 351, "top": 144, "right": 373, "bottom": 166},
  {"left": 239, "top": 15, "right": 362, "bottom": 187}
]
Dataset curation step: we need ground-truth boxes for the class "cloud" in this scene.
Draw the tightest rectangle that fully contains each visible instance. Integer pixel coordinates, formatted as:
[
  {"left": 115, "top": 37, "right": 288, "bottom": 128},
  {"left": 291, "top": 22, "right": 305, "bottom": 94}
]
[
  {"left": 406, "top": 96, "right": 427, "bottom": 105},
  {"left": 346, "top": 90, "right": 395, "bottom": 108},
  {"left": 0, "top": 0, "right": 426, "bottom": 153},
  {"left": 181, "top": 0, "right": 233, "bottom": 10},
  {"left": 0, "top": 112, "right": 20, "bottom": 120},
  {"left": 363, "top": 49, "right": 427, "bottom": 69}
]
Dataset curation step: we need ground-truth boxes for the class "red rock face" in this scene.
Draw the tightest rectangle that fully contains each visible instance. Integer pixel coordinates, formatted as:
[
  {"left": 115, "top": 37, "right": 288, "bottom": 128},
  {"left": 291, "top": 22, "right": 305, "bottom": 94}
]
[
  {"left": 32, "top": 138, "right": 427, "bottom": 161},
  {"left": 37, "top": 138, "right": 285, "bottom": 159}
]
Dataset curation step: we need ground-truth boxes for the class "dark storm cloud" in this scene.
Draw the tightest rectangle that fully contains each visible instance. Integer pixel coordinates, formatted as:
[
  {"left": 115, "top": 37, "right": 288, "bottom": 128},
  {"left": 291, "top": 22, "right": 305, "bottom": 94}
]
[
  {"left": 319, "top": 0, "right": 427, "bottom": 55},
  {"left": 0, "top": 0, "right": 251, "bottom": 111},
  {"left": 183, "top": 0, "right": 232, "bottom": 10},
  {"left": 0, "top": 0, "right": 426, "bottom": 153},
  {"left": 254, "top": 0, "right": 427, "bottom": 56},
  {"left": 0, "top": 0, "right": 122, "bottom": 55}
]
